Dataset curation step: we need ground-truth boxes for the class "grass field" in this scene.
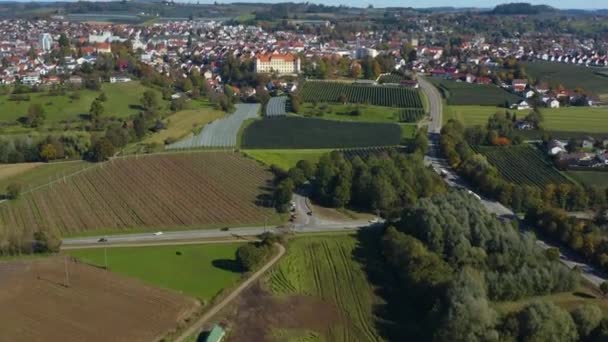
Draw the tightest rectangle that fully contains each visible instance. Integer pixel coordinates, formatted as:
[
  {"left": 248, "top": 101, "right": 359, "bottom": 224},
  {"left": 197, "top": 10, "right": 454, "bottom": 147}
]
[
  {"left": 566, "top": 170, "right": 608, "bottom": 190},
  {"left": 140, "top": 99, "right": 225, "bottom": 146},
  {"left": 0, "top": 160, "right": 91, "bottom": 192},
  {"left": 430, "top": 78, "right": 522, "bottom": 106},
  {"left": 400, "top": 124, "right": 417, "bottom": 139},
  {"left": 68, "top": 243, "right": 244, "bottom": 301},
  {"left": 266, "top": 234, "right": 383, "bottom": 342},
  {"left": 0, "top": 152, "right": 279, "bottom": 237},
  {"left": 523, "top": 62, "right": 608, "bottom": 100},
  {"left": 0, "top": 162, "right": 43, "bottom": 182},
  {"left": 541, "top": 107, "right": 608, "bottom": 133},
  {"left": 242, "top": 117, "right": 401, "bottom": 149},
  {"left": 244, "top": 149, "right": 332, "bottom": 170},
  {"left": 494, "top": 282, "right": 608, "bottom": 315},
  {"left": 474, "top": 144, "right": 570, "bottom": 187},
  {"left": 0, "top": 82, "right": 165, "bottom": 124},
  {"left": 299, "top": 103, "right": 404, "bottom": 123},
  {"left": 443, "top": 105, "right": 506, "bottom": 125}
]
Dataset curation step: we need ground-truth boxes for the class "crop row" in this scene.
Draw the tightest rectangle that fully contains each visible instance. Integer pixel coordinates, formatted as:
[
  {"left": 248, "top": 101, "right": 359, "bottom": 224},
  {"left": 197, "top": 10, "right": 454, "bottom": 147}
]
[
  {"left": 339, "top": 146, "right": 406, "bottom": 160},
  {"left": 300, "top": 81, "right": 423, "bottom": 108},
  {"left": 0, "top": 152, "right": 277, "bottom": 235},
  {"left": 265, "top": 96, "right": 287, "bottom": 117},
  {"left": 474, "top": 145, "right": 570, "bottom": 187},
  {"left": 242, "top": 117, "right": 401, "bottom": 149}
]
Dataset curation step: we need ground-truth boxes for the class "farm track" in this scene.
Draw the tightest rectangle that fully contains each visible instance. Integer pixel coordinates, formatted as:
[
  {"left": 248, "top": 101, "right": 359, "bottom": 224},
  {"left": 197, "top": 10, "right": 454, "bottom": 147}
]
[
  {"left": 174, "top": 243, "right": 286, "bottom": 342},
  {"left": 167, "top": 103, "right": 260, "bottom": 149}
]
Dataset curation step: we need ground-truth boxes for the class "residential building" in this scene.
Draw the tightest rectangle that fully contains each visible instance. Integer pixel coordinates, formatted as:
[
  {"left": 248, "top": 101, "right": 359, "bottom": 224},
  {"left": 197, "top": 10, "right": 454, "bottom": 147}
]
[
  {"left": 40, "top": 33, "right": 52, "bottom": 52},
  {"left": 254, "top": 53, "right": 301, "bottom": 75},
  {"left": 205, "top": 324, "right": 225, "bottom": 342}
]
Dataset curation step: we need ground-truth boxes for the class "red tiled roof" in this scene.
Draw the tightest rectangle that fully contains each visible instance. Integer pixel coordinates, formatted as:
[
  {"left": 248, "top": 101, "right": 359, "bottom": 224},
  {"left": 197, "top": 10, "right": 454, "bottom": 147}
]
[{"left": 256, "top": 53, "right": 296, "bottom": 62}]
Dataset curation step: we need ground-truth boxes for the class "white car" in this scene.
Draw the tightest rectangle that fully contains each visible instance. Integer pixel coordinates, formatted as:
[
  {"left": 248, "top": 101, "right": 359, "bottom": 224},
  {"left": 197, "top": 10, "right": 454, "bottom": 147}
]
[
  {"left": 153, "top": 231, "right": 164, "bottom": 236},
  {"left": 369, "top": 217, "right": 380, "bottom": 224}
]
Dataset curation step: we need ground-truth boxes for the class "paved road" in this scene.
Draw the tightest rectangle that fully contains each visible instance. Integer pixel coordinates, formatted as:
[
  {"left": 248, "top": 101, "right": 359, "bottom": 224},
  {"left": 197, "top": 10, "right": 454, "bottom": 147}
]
[
  {"left": 174, "top": 243, "right": 286, "bottom": 342},
  {"left": 418, "top": 76, "right": 442, "bottom": 134},
  {"left": 419, "top": 80, "right": 607, "bottom": 287}
]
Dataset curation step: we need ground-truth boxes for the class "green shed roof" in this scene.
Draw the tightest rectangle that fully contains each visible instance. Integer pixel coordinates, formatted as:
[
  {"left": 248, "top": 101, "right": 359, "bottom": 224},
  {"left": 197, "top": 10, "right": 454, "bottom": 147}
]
[{"left": 205, "top": 324, "right": 225, "bottom": 342}]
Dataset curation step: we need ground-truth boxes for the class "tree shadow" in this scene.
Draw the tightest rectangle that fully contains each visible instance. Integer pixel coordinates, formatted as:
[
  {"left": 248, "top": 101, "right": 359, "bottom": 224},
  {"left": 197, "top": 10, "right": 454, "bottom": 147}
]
[
  {"left": 352, "top": 227, "right": 426, "bottom": 341},
  {"left": 573, "top": 291, "right": 597, "bottom": 299},
  {"left": 129, "top": 104, "right": 144, "bottom": 111},
  {"left": 78, "top": 114, "right": 92, "bottom": 121},
  {"left": 212, "top": 259, "right": 243, "bottom": 273}
]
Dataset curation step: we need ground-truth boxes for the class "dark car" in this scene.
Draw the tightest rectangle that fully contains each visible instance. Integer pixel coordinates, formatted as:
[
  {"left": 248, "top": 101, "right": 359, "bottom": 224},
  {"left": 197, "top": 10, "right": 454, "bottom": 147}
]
[
  {"left": 98, "top": 237, "right": 108, "bottom": 243},
  {"left": 220, "top": 227, "right": 230, "bottom": 231}
]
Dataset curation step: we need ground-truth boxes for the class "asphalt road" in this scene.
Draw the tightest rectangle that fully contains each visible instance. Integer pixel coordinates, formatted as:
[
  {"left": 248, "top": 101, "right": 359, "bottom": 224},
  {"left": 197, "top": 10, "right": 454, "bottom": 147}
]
[
  {"left": 419, "top": 79, "right": 607, "bottom": 287},
  {"left": 419, "top": 76, "right": 443, "bottom": 134}
]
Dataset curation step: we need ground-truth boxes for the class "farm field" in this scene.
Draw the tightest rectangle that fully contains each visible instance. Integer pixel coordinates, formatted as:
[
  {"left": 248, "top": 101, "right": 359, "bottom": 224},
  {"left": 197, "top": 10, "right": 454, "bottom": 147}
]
[
  {"left": 0, "top": 160, "right": 92, "bottom": 194},
  {"left": 266, "top": 96, "right": 287, "bottom": 117},
  {"left": 242, "top": 117, "right": 401, "bottom": 149},
  {"left": 244, "top": 149, "right": 332, "bottom": 171},
  {"left": 264, "top": 234, "right": 383, "bottom": 342},
  {"left": 68, "top": 242, "right": 244, "bottom": 301},
  {"left": 167, "top": 103, "right": 259, "bottom": 149},
  {"left": 299, "top": 103, "right": 424, "bottom": 124},
  {"left": 430, "top": 78, "right": 522, "bottom": 106},
  {"left": 0, "top": 256, "right": 198, "bottom": 342},
  {"left": 523, "top": 62, "right": 608, "bottom": 100},
  {"left": 566, "top": 170, "right": 608, "bottom": 190},
  {"left": 474, "top": 144, "right": 570, "bottom": 187},
  {"left": 299, "top": 81, "right": 423, "bottom": 108},
  {"left": 541, "top": 107, "right": 608, "bottom": 133},
  {"left": 0, "top": 152, "right": 278, "bottom": 237},
  {"left": 443, "top": 105, "right": 505, "bottom": 125},
  {"left": 140, "top": 100, "right": 225, "bottom": 146},
  {"left": 0, "top": 162, "right": 43, "bottom": 182},
  {"left": 0, "top": 82, "right": 165, "bottom": 124}
]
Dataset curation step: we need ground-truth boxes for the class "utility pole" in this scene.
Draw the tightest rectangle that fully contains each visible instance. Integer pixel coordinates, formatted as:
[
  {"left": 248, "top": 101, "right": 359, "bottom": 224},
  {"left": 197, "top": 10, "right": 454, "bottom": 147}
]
[{"left": 64, "top": 256, "right": 70, "bottom": 287}]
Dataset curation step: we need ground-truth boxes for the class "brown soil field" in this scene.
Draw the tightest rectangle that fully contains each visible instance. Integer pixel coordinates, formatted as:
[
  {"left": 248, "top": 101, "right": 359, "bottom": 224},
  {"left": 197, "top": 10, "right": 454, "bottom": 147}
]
[
  {"left": 215, "top": 284, "right": 344, "bottom": 341},
  {"left": 0, "top": 151, "right": 277, "bottom": 237},
  {"left": 0, "top": 162, "right": 43, "bottom": 181},
  {"left": 0, "top": 256, "right": 199, "bottom": 342}
]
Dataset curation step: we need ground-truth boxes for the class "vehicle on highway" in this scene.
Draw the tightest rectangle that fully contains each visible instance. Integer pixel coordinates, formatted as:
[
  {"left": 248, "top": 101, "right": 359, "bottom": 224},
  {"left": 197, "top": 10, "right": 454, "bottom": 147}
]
[
  {"left": 153, "top": 231, "right": 164, "bottom": 236},
  {"left": 467, "top": 190, "right": 482, "bottom": 201},
  {"left": 220, "top": 227, "right": 230, "bottom": 231},
  {"left": 439, "top": 168, "right": 448, "bottom": 178},
  {"left": 369, "top": 217, "right": 380, "bottom": 224},
  {"left": 97, "top": 237, "right": 108, "bottom": 243}
]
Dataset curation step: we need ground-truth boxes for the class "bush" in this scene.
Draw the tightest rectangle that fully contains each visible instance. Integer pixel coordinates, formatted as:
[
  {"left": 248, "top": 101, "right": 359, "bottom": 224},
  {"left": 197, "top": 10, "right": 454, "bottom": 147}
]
[
  {"left": 236, "top": 243, "right": 272, "bottom": 271},
  {"left": 6, "top": 182, "right": 22, "bottom": 200}
]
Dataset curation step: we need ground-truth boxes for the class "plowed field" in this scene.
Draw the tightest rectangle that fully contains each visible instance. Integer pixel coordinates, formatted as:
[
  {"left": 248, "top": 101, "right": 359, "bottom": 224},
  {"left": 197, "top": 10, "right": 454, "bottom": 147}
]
[
  {"left": 0, "top": 151, "right": 277, "bottom": 237},
  {"left": 0, "top": 257, "right": 198, "bottom": 342}
]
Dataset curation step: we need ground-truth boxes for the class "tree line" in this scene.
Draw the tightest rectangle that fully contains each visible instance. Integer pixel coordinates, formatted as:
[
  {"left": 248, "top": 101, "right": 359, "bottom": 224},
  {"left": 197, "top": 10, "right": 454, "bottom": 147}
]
[{"left": 381, "top": 191, "right": 604, "bottom": 341}]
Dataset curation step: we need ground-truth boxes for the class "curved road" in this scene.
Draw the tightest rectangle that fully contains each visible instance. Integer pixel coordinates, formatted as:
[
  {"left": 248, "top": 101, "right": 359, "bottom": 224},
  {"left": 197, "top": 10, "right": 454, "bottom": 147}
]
[
  {"left": 175, "top": 243, "right": 286, "bottom": 342},
  {"left": 418, "top": 76, "right": 606, "bottom": 287}
]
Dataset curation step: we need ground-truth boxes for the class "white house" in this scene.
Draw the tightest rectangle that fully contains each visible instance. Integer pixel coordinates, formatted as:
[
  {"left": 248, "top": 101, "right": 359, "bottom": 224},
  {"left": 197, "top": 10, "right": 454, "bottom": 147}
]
[
  {"left": 109, "top": 75, "right": 132, "bottom": 83},
  {"left": 549, "top": 99, "right": 560, "bottom": 108},
  {"left": 525, "top": 90, "right": 535, "bottom": 98},
  {"left": 515, "top": 100, "right": 530, "bottom": 110}
]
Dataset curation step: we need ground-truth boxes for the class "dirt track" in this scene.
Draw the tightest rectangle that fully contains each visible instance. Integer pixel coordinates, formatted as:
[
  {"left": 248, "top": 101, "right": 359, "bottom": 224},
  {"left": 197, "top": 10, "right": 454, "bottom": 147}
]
[
  {"left": 175, "top": 243, "right": 285, "bottom": 342},
  {"left": 0, "top": 257, "right": 198, "bottom": 342}
]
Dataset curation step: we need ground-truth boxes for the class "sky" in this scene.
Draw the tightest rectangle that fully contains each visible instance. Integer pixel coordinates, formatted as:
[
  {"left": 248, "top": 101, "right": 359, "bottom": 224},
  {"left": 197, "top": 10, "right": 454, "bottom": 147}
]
[
  {"left": 204, "top": 0, "right": 606, "bottom": 10},
  {"left": 8, "top": 0, "right": 607, "bottom": 10}
]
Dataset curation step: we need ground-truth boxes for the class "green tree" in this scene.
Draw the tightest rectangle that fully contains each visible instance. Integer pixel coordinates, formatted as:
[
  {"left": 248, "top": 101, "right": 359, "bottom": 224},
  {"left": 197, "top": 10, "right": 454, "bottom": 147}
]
[
  {"left": 236, "top": 243, "right": 270, "bottom": 271},
  {"left": 89, "top": 137, "right": 114, "bottom": 162},
  {"left": 140, "top": 90, "right": 159, "bottom": 113},
  {"left": 26, "top": 103, "right": 45, "bottom": 127},
  {"left": 6, "top": 182, "right": 22, "bottom": 200},
  {"left": 39, "top": 143, "right": 58, "bottom": 162},
  {"left": 32, "top": 231, "right": 61, "bottom": 253},
  {"left": 274, "top": 178, "right": 294, "bottom": 212},
  {"left": 89, "top": 99, "right": 104, "bottom": 122},
  {"left": 600, "top": 281, "right": 608, "bottom": 297},
  {"left": 571, "top": 304, "right": 602, "bottom": 339},
  {"left": 518, "top": 302, "right": 578, "bottom": 342}
]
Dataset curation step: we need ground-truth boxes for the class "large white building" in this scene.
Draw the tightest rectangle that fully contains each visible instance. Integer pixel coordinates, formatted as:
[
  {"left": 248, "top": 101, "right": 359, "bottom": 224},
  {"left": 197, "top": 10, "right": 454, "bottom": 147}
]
[
  {"left": 254, "top": 53, "right": 301, "bottom": 75},
  {"left": 355, "top": 47, "right": 378, "bottom": 59},
  {"left": 40, "top": 33, "right": 52, "bottom": 52}
]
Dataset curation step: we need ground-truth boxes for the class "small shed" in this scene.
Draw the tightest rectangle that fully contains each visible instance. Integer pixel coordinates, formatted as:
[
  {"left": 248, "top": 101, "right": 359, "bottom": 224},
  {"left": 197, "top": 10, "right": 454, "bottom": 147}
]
[{"left": 205, "top": 324, "right": 225, "bottom": 342}]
